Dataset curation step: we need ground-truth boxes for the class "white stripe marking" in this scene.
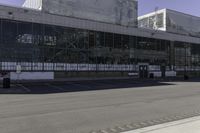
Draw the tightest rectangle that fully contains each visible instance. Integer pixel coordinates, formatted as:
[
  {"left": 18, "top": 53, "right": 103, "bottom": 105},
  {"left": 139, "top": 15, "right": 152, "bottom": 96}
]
[
  {"left": 100, "top": 130, "right": 108, "bottom": 133},
  {"left": 17, "top": 84, "right": 30, "bottom": 92}
]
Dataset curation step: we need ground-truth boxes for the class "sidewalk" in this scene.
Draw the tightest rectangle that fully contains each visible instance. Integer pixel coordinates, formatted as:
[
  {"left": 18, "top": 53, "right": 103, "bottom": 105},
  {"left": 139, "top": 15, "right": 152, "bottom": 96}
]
[
  {"left": 123, "top": 116, "right": 200, "bottom": 133},
  {"left": 0, "top": 76, "right": 184, "bottom": 84},
  {"left": 0, "top": 77, "right": 134, "bottom": 84}
]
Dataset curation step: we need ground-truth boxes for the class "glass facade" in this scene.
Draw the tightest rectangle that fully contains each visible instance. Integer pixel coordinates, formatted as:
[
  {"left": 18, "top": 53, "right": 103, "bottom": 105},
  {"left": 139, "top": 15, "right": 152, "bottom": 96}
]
[
  {"left": 174, "top": 42, "right": 200, "bottom": 71},
  {"left": 0, "top": 18, "right": 200, "bottom": 73}
]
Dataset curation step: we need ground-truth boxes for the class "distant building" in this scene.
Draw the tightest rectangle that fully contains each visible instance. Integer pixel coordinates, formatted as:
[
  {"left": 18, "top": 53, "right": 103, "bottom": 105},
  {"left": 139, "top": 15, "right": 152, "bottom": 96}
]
[
  {"left": 22, "top": 0, "right": 42, "bottom": 10},
  {"left": 138, "top": 9, "right": 200, "bottom": 37}
]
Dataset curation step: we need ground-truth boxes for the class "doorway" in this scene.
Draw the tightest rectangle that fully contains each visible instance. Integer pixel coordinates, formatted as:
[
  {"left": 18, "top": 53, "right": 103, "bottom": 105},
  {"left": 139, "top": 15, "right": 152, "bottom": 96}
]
[
  {"left": 160, "top": 65, "right": 166, "bottom": 78},
  {"left": 139, "top": 65, "right": 148, "bottom": 78}
]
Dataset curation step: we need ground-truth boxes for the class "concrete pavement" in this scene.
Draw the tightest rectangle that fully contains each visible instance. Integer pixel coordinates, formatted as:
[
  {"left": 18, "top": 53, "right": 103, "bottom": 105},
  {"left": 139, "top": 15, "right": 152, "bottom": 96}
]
[
  {"left": 1, "top": 79, "right": 200, "bottom": 133},
  {"left": 123, "top": 116, "right": 200, "bottom": 133}
]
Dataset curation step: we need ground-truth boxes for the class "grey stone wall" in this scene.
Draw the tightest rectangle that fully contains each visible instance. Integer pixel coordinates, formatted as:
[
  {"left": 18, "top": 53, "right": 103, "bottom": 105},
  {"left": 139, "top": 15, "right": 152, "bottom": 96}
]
[{"left": 42, "top": 0, "right": 138, "bottom": 27}]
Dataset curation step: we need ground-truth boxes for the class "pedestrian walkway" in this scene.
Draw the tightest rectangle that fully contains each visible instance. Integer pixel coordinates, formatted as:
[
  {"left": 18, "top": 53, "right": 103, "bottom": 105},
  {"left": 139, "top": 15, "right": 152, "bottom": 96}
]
[{"left": 123, "top": 116, "right": 200, "bottom": 133}]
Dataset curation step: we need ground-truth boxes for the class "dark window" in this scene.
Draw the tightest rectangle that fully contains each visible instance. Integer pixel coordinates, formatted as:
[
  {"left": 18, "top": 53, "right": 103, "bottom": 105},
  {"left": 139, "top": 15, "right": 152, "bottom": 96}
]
[{"left": 105, "top": 33, "right": 113, "bottom": 48}]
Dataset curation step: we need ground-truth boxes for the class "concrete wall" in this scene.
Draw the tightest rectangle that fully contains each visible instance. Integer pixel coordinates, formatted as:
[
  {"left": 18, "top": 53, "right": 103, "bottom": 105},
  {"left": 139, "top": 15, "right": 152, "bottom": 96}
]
[
  {"left": 166, "top": 9, "right": 200, "bottom": 36},
  {"left": 42, "top": 0, "right": 138, "bottom": 27}
]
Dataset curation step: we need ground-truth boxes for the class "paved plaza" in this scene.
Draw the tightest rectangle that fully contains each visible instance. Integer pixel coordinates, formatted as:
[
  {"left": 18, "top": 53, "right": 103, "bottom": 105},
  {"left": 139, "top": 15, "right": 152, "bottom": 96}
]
[{"left": 1, "top": 79, "right": 200, "bottom": 133}]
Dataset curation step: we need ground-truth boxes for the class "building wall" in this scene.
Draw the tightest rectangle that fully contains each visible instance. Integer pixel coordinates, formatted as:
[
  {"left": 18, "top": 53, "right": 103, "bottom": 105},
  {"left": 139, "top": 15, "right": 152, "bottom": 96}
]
[
  {"left": 1, "top": 17, "right": 200, "bottom": 75},
  {"left": 0, "top": 17, "right": 171, "bottom": 73},
  {"left": 0, "top": 5, "right": 199, "bottom": 44},
  {"left": 138, "top": 9, "right": 200, "bottom": 37},
  {"left": 1, "top": 5, "right": 200, "bottom": 79},
  {"left": 166, "top": 9, "right": 200, "bottom": 37},
  {"left": 138, "top": 9, "right": 166, "bottom": 31},
  {"left": 42, "top": 0, "right": 138, "bottom": 27}
]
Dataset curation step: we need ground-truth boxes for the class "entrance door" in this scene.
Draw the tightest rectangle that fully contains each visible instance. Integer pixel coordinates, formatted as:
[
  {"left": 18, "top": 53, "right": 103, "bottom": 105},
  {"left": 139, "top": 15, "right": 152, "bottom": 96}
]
[
  {"left": 139, "top": 65, "right": 148, "bottom": 78},
  {"left": 161, "top": 65, "right": 166, "bottom": 78}
]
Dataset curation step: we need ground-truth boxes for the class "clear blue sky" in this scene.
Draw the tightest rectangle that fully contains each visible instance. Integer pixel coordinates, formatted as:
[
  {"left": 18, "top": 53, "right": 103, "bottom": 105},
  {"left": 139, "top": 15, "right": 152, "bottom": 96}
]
[
  {"left": 0, "top": 0, "right": 200, "bottom": 17},
  {"left": 0, "top": 0, "right": 24, "bottom": 6}
]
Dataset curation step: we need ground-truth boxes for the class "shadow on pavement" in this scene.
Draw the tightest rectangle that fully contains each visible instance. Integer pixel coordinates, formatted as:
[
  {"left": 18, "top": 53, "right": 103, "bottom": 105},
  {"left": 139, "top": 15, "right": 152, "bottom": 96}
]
[{"left": 0, "top": 79, "right": 176, "bottom": 94}]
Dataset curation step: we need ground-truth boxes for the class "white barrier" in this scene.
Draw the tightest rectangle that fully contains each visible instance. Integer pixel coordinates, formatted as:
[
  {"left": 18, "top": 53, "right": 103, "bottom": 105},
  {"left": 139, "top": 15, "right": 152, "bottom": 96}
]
[
  {"left": 0, "top": 62, "right": 137, "bottom": 72},
  {"left": 151, "top": 72, "right": 162, "bottom": 78},
  {"left": 10, "top": 72, "right": 54, "bottom": 80},
  {"left": 166, "top": 71, "right": 177, "bottom": 77}
]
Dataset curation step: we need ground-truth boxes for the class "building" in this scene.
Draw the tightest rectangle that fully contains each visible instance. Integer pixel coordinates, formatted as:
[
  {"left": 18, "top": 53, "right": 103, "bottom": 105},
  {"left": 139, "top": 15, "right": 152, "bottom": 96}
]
[
  {"left": 138, "top": 9, "right": 200, "bottom": 37},
  {"left": 23, "top": 0, "right": 138, "bottom": 27},
  {"left": 0, "top": 2, "right": 200, "bottom": 80},
  {"left": 22, "top": 0, "right": 42, "bottom": 10}
]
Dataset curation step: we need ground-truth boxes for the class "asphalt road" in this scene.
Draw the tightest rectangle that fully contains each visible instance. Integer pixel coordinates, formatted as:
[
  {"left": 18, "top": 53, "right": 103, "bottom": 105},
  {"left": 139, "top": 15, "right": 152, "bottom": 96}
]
[{"left": 1, "top": 79, "right": 200, "bottom": 133}]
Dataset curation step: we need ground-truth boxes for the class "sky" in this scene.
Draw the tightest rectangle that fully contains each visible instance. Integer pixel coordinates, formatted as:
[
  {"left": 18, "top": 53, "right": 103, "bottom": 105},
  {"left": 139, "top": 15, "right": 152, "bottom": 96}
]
[
  {"left": 0, "top": 0, "right": 200, "bottom": 17},
  {"left": 138, "top": 0, "right": 200, "bottom": 17},
  {"left": 0, "top": 0, "right": 23, "bottom": 6}
]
